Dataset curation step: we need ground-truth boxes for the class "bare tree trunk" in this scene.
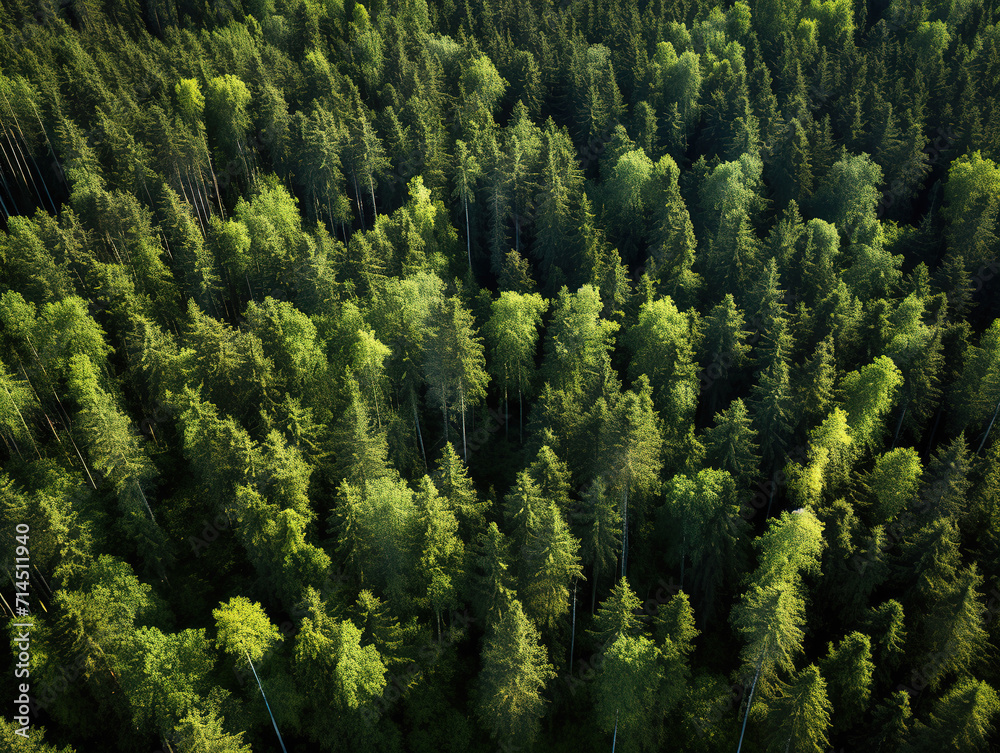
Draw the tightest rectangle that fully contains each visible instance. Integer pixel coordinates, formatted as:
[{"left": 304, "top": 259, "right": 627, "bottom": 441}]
[
  {"left": 569, "top": 579, "right": 577, "bottom": 671},
  {"left": 978, "top": 397, "right": 1000, "bottom": 455},
  {"left": 736, "top": 644, "right": 767, "bottom": 753},
  {"left": 464, "top": 195, "right": 472, "bottom": 272},
  {"left": 0, "top": 379, "right": 41, "bottom": 459},
  {"left": 461, "top": 384, "right": 468, "bottom": 462},
  {"left": 621, "top": 485, "right": 628, "bottom": 577},
  {"left": 352, "top": 170, "right": 366, "bottom": 231},
  {"left": 591, "top": 560, "right": 600, "bottom": 616},
  {"left": 412, "top": 394, "right": 427, "bottom": 469},
  {"left": 891, "top": 402, "right": 908, "bottom": 449}
]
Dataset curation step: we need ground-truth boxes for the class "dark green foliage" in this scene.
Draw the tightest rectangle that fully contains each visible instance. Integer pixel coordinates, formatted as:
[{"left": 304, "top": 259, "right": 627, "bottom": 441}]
[{"left": 1, "top": 1, "right": 1000, "bottom": 751}]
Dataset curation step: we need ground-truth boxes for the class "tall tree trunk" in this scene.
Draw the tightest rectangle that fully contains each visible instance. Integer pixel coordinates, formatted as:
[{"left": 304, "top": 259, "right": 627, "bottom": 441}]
[
  {"left": 621, "top": 485, "right": 629, "bottom": 577},
  {"left": 891, "top": 401, "right": 908, "bottom": 449},
  {"left": 591, "top": 561, "right": 600, "bottom": 615},
  {"left": 977, "top": 396, "right": 1000, "bottom": 455},
  {"left": 461, "top": 384, "right": 468, "bottom": 462},
  {"left": 464, "top": 195, "right": 472, "bottom": 272},
  {"left": 569, "top": 579, "right": 577, "bottom": 671},
  {"left": 0, "top": 379, "right": 41, "bottom": 459},
  {"left": 246, "top": 651, "right": 290, "bottom": 753},
  {"left": 413, "top": 394, "right": 427, "bottom": 469},
  {"left": 518, "top": 370, "right": 524, "bottom": 444},
  {"left": 736, "top": 643, "right": 768, "bottom": 753},
  {"left": 352, "top": 170, "right": 366, "bottom": 231}
]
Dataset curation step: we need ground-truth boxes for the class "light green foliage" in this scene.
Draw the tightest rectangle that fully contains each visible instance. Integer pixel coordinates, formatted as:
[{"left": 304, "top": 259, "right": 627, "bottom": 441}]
[
  {"left": 840, "top": 355, "right": 904, "bottom": 454},
  {"left": 593, "top": 634, "right": 664, "bottom": 752},
  {"left": 732, "top": 510, "right": 824, "bottom": 688},
  {"left": 333, "top": 475, "right": 419, "bottom": 602},
  {"left": 212, "top": 596, "right": 282, "bottom": 664},
  {"left": 294, "top": 588, "right": 387, "bottom": 711},
  {"left": 866, "top": 447, "right": 922, "bottom": 525},
  {"left": 542, "top": 284, "right": 619, "bottom": 399},
  {"left": 173, "top": 708, "right": 252, "bottom": 753},
  {"left": 787, "top": 408, "right": 853, "bottom": 507},
  {"left": 590, "top": 577, "right": 643, "bottom": 647},
  {"left": 904, "top": 678, "right": 999, "bottom": 752},
  {"left": 485, "top": 291, "right": 548, "bottom": 408}
]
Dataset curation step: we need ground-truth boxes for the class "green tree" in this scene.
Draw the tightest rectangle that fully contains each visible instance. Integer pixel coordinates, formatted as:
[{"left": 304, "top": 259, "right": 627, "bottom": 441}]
[
  {"left": 212, "top": 596, "right": 282, "bottom": 664},
  {"left": 576, "top": 476, "right": 622, "bottom": 614},
  {"left": 423, "top": 294, "right": 489, "bottom": 461},
  {"left": 415, "top": 475, "right": 465, "bottom": 638},
  {"left": 452, "top": 140, "right": 482, "bottom": 271},
  {"left": 704, "top": 398, "right": 760, "bottom": 489},
  {"left": 820, "top": 632, "right": 874, "bottom": 733},
  {"left": 903, "top": 678, "right": 999, "bottom": 753},
  {"left": 840, "top": 355, "right": 904, "bottom": 456},
  {"left": 865, "top": 447, "right": 923, "bottom": 525},
  {"left": 475, "top": 598, "right": 556, "bottom": 751},
  {"left": 485, "top": 291, "right": 548, "bottom": 441},
  {"left": 762, "top": 664, "right": 832, "bottom": 753},
  {"left": 593, "top": 633, "right": 664, "bottom": 752}
]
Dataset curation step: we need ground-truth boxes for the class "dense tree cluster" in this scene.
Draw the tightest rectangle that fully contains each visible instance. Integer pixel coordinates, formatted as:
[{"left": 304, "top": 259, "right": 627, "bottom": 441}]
[{"left": 0, "top": 0, "right": 999, "bottom": 750}]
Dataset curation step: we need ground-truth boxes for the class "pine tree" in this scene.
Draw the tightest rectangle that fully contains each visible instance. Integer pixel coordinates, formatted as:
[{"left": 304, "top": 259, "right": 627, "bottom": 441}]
[
  {"left": 819, "top": 632, "right": 874, "bottom": 733},
  {"left": 903, "top": 678, "right": 999, "bottom": 753},
  {"left": 423, "top": 294, "right": 489, "bottom": 461},
  {"left": 704, "top": 399, "right": 760, "bottom": 489},
  {"left": 475, "top": 599, "right": 556, "bottom": 751},
  {"left": 485, "top": 291, "right": 548, "bottom": 442},
  {"left": 762, "top": 664, "right": 832, "bottom": 753}
]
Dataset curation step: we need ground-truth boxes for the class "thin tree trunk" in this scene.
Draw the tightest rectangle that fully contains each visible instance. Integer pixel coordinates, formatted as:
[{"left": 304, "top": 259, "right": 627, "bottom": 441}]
[
  {"left": 246, "top": 651, "right": 290, "bottom": 753},
  {"left": 519, "top": 371, "right": 524, "bottom": 444},
  {"left": 464, "top": 195, "right": 472, "bottom": 272},
  {"left": 6, "top": 127, "right": 47, "bottom": 211},
  {"left": 0, "top": 136, "right": 23, "bottom": 213},
  {"left": 569, "top": 579, "right": 577, "bottom": 671},
  {"left": 736, "top": 643, "right": 767, "bottom": 753},
  {"left": 977, "top": 396, "right": 1000, "bottom": 455},
  {"left": 412, "top": 393, "right": 427, "bottom": 469},
  {"left": 0, "top": 379, "right": 41, "bottom": 459},
  {"left": 591, "top": 560, "right": 600, "bottom": 615},
  {"left": 621, "top": 485, "right": 628, "bottom": 577},
  {"left": 460, "top": 384, "right": 467, "bottom": 462},
  {"left": 892, "top": 402, "right": 907, "bottom": 449},
  {"left": 352, "top": 170, "right": 365, "bottom": 231}
]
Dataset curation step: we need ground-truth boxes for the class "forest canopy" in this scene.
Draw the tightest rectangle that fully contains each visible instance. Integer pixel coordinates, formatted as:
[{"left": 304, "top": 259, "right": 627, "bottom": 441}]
[{"left": 0, "top": 0, "right": 999, "bottom": 751}]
